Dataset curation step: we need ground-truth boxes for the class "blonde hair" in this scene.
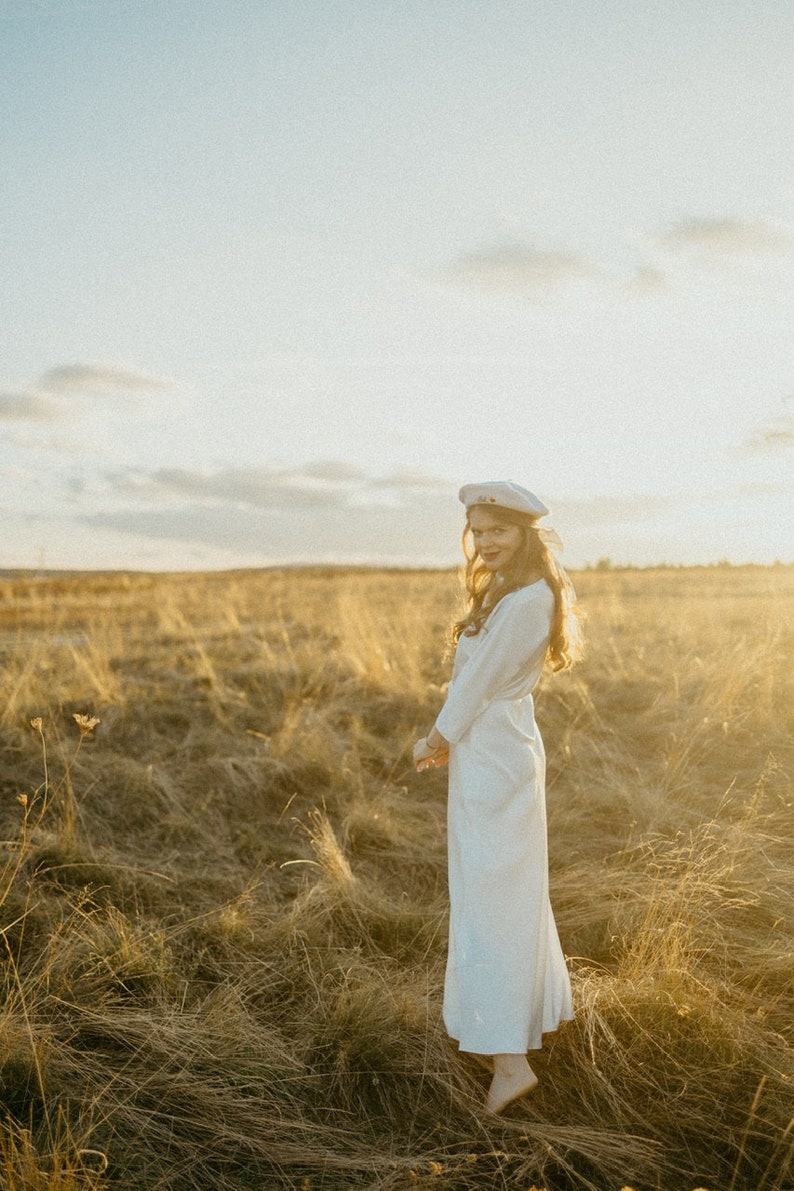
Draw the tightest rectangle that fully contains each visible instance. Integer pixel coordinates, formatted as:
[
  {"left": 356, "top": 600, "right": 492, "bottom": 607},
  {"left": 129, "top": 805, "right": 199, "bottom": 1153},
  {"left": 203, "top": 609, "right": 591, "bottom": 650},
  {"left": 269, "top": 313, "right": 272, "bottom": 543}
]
[{"left": 452, "top": 505, "right": 583, "bottom": 671}]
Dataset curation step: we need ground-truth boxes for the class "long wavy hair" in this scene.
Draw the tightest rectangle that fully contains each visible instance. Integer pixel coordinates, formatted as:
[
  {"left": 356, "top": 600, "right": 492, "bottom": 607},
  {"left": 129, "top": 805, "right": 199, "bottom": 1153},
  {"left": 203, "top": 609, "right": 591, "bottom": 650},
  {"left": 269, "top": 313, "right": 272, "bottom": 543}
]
[{"left": 452, "top": 505, "right": 583, "bottom": 672}]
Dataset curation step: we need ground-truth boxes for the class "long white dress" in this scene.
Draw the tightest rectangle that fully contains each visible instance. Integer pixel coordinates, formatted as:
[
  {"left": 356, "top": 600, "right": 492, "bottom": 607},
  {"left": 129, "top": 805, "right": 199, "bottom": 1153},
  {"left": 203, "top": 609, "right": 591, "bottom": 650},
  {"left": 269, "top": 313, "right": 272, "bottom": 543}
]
[{"left": 434, "top": 579, "right": 573, "bottom": 1055}]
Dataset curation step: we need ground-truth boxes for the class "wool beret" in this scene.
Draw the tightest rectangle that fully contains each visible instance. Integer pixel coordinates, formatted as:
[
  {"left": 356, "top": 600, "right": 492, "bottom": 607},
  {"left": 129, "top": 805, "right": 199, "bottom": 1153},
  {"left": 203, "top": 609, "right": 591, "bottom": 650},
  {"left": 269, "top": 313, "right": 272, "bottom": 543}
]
[{"left": 459, "top": 480, "right": 549, "bottom": 517}]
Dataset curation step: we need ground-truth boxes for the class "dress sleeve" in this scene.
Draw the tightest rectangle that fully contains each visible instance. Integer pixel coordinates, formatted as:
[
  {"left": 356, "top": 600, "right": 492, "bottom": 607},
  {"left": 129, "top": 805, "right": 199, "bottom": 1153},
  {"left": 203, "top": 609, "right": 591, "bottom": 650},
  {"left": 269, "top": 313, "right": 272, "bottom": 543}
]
[{"left": 434, "top": 584, "right": 553, "bottom": 744}]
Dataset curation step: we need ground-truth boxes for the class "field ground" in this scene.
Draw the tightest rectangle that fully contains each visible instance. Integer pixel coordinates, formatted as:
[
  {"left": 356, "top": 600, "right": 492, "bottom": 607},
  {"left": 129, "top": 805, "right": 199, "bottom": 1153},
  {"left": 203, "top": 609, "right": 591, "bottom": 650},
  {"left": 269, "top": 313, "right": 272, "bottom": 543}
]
[{"left": 0, "top": 564, "right": 792, "bottom": 1190}]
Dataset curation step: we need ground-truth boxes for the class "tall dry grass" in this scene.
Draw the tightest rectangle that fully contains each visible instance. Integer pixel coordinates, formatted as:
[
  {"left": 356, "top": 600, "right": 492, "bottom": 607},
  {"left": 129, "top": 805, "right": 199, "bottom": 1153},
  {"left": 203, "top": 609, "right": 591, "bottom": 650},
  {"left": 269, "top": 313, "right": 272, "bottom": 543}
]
[{"left": 0, "top": 564, "right": 791, "bottom": 1190}]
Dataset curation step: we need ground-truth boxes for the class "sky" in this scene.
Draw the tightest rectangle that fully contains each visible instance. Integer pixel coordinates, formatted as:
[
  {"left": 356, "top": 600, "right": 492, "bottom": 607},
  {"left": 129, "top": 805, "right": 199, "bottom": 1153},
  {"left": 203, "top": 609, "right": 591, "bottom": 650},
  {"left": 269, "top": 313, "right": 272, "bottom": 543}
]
[{"left": 1, "top": 0, "right": 792, "bottom": 571}]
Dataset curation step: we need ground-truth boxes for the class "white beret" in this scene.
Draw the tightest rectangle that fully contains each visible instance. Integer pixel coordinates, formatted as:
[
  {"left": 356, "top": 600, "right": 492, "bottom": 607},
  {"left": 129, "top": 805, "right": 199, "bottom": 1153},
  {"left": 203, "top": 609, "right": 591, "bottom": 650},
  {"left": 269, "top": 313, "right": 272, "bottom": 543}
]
[{"left": 459, "top": 480, "right": 549, "bottom": 517}]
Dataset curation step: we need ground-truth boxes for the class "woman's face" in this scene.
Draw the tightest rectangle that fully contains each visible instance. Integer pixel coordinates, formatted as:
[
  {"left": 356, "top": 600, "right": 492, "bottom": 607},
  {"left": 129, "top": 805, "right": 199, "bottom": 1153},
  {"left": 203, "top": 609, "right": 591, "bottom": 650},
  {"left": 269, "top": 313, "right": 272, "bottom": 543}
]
[{"left": 468, "top": 506, "right": 523, "bottom": 573}]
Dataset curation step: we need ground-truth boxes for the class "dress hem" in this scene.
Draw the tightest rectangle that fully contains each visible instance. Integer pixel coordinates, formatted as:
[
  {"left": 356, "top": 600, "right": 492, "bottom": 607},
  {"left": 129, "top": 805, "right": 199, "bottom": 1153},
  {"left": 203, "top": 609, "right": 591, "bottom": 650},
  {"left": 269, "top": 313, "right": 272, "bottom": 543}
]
[{"left": 447, "top": 1014, "right": 575, "bottom": 1056}]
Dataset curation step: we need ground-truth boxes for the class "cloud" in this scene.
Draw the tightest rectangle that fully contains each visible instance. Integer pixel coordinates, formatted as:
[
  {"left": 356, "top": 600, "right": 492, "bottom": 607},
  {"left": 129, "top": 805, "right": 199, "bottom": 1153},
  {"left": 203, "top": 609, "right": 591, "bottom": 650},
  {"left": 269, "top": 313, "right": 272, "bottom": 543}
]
[
  {"left": 22, "top": 465, "right": 791, "bottom": 568},
  {"left": 297, "top": 460, "right": 367, "bottom": 483},
  {"left": 104, "top": 462, "right": 454, "bottom": 513},
  {"left": 0, "top": 391, "right": 62, "bottom": 422},
  {"left": 111, "top": 466, "right": 352, "bottom": 510},
  {"left": 38, "top": 362, "right": 175, "bottom": 395},
  {"left": 79, "top": 481, "right": 783, "bottom": 568},
  {"left": 443, "top": 241, "right": 600, "bottom": 294},
  {"left": 657, "top": 217, "right": 793, "bottom": 258},
  {"left": 100, "top": 468, "right": 700, "bottom": 564},
  {"left": 444, "top": 215, "right": 793, "bottom": 302},
  {"left": 625, "top": 265, "right": 670, "bottom": 295},
  {"left": 77, "top": 482, "right": 462, "bottom": 565},
  {"left": 1, "top": 360, "right": 177, "bottom": 430},
  {"left": 737, "top": 412, "right": 794, "bottom": 456}
]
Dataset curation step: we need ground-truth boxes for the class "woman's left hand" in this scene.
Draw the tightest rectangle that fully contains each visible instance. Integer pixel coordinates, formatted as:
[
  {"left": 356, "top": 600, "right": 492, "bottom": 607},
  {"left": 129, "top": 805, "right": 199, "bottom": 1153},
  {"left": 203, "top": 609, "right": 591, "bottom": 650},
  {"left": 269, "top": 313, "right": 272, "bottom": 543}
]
[{"left": 413, "top": 736, "right": 450, "bottom": 772}]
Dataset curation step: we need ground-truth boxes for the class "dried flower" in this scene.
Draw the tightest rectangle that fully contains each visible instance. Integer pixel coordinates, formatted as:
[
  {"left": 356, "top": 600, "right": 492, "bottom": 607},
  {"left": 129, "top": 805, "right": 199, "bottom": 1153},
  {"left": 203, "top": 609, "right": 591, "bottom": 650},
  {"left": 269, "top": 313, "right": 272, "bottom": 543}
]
[
  {"left": 73, "top": 713, "right": 100, "bottom": 735},
  {"left": 30, "top": 717, "right": 43, "bottom": 731},
  {"left": 17, "top": 793, "right": 28, "bottom": 808}
]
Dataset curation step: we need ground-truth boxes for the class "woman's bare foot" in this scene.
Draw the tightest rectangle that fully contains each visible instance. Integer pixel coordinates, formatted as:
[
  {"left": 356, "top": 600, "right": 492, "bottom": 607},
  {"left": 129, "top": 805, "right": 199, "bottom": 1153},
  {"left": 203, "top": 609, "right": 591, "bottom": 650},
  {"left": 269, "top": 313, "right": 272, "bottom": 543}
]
[{"left": 485, "top": 1054, "right": 538, "bottom": 1114}]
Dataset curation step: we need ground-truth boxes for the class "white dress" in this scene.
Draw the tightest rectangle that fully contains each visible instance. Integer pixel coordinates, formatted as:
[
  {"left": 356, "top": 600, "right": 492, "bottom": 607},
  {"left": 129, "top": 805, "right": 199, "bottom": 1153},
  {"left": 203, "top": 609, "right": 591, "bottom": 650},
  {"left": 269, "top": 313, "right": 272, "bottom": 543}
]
[{"left": 434, "top": 580, "right": 573, "bottom": 1055}]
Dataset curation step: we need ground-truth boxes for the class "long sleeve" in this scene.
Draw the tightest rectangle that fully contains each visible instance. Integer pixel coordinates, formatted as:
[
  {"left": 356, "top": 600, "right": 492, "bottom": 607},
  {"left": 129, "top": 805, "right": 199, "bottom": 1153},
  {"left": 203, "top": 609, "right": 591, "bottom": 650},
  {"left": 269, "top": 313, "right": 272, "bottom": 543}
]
[{"left": 434, "top": 582, "right": 553, "bottom": 744}]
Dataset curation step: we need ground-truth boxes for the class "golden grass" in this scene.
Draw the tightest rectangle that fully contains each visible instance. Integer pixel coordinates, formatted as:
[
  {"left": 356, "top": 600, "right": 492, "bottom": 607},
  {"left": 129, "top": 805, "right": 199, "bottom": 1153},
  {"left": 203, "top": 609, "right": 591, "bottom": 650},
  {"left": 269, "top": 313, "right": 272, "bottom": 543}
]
[{"left": 0, "top": 564, "right": 792, "bottom": 1190}]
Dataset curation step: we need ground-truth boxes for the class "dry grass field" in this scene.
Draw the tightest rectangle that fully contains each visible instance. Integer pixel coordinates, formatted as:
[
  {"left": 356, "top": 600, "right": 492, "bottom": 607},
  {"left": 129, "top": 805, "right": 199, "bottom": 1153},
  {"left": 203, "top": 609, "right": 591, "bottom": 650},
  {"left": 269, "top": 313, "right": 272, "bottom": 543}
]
[{"left": 0, "top": 564, "right": 791, "bottom": 1191}]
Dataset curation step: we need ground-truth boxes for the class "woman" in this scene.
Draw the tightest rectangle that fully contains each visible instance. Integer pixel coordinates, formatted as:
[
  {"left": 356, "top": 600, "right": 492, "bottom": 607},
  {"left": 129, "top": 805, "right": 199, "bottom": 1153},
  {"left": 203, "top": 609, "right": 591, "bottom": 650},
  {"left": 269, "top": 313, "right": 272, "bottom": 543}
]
[{"left": 413, "top": 480, "right": 582, "bottom": 1115}]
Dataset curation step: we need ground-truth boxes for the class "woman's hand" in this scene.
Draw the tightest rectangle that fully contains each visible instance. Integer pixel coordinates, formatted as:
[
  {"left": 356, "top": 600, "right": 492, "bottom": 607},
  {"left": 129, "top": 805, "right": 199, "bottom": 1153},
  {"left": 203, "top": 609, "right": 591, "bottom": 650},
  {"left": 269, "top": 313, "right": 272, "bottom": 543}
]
[{"left": 413, "top": 734, "right": 450, "bottom": 773}]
